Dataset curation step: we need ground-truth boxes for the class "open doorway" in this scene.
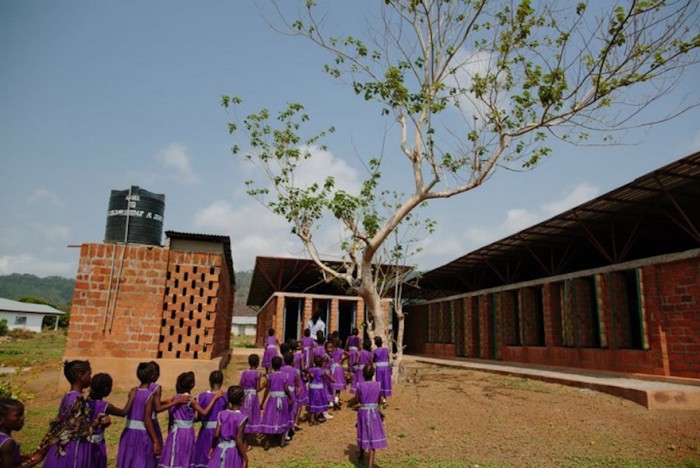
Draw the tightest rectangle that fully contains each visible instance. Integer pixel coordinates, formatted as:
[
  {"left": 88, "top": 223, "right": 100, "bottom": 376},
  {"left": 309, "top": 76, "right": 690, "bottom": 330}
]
[
  {"left": 311, "top": 298, "right": 330, "bottom": 339},
  {"left": 338, "top": 300, "right": 357, "bottom": 346},
  {"left": 283, "top": 297, "right": 303, "bottom": 342}
]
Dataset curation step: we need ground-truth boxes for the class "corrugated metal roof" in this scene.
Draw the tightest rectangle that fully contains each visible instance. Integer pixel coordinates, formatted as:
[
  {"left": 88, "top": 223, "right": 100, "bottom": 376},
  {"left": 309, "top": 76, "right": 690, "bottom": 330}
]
[
  {"left": 414, "top": 151, "right": 700, "bottom": 298},
  {"left": 246, "top": 256, "right": 354, "bottom": 308},
  {"left": 0, "top": 297, "right": 65, "bottom": 315},
  {"left": 246, "top": 256, "right": 412, "bottom": 308}
]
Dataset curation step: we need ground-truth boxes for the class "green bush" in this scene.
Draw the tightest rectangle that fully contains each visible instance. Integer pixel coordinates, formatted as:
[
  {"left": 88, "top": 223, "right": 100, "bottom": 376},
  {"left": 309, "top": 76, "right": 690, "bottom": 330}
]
[
  {"left": 0, "top": 319, "right": 8, "bottom": 336},
  {"left": 0, "top": 380, "right": 33, "bottom": 401}
]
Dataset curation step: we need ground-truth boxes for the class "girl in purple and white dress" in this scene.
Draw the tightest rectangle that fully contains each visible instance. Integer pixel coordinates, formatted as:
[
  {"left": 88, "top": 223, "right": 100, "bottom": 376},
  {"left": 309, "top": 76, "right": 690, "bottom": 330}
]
[
  {"left": 291, "top": 341, "right": 308, "bottom": 426},
  {"left": 305, "top": 355, "right": 334, "bottom": 425},
  {"left": 356, "top": 365, "right": 387, "bottom": 467},
  {"left": 351, "top": 340, "right": 374, "bottom": 394},
  {"left": 239, "top": 354, "right": 262, "bottom": 443},
  {"left": 330, "top": 338, "right": 348, "bottom": 409},
  {"left": 300, "top": 328, "right": 315, "bottom": 369},
  {"left": 280, "top": 350, "right": 302, "bottom": 434},
  {"left": 261, "top": 329, "right": 280, "bottom": 374},
  {"left": 87, "top": 373, "right": 135, "bottom": 468},
  {"left": 346, "top": 328, "right": 361, "bottom": 376},
  {"left": 193, "top": 371, "right": 228, "bottom": 468},
  {"left": 259, "top": 357, "right": 292, "bottom": 450},
  {"left": 373, "top": 336, "right": 393, "bottom": 402},
  {"left": 42, "top": 360, "right": 93, "bottom": 468},
  {"left": 207, "top": 386, "right": 248, "bottom": 468},
  {"left": 0, "top": 399, "right": 43, "bottom": 467},
  {"left": 117, "top": 362, "right": 184, "bottom": 468},
  {"left": 144, "top": 361, "right": 182, "bottom": 461},
  {"left": 158, "top": 372, "right": 223, "bottom": 468}
]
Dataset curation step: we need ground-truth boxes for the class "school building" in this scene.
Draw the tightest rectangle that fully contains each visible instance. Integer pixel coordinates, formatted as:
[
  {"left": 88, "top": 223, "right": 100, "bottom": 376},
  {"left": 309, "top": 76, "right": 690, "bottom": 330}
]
[
  {"left": 247, "top": 256, "right": 391, "bottom": 346},
  {"left": 403, "top": 151, "right": 700, "bottom": 379}
]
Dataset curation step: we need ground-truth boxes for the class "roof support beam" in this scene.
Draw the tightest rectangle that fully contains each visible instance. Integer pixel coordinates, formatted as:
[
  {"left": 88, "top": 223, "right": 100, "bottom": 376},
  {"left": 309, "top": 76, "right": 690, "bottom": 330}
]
[
  {"left": 573, "top": 213, "right": 615, "bottom": 264},
  {"left": 654, "top": 176, "right": 700, "bottom": 243}
]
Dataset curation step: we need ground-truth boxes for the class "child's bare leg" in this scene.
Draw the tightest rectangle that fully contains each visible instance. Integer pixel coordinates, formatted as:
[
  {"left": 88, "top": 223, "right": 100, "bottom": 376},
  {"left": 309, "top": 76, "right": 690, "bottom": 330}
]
[
  {"left": 294, "top": 407, "right": 302, "bottom": 429},
  {"left": 367, "top": 448, "right": 376, "bottom": 467}
]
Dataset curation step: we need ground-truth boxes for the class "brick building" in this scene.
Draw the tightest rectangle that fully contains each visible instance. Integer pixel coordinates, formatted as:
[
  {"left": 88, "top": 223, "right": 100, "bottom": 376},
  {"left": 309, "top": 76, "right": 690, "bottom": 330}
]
[
  {"left": 404, "top": 152, "right": 700, "bottom": 379},
  {"left": 64, "top": 231, "right": 235, "bottom": 389},
  {"left": 247, "top": 257, "right": 391, "bottom": 346}
]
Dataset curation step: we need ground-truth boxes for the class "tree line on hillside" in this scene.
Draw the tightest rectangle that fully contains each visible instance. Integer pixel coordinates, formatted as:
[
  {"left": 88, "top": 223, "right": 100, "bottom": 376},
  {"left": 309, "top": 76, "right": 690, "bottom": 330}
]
[{"left": 0, "top": 270, "right": 254, "bottom": 311}]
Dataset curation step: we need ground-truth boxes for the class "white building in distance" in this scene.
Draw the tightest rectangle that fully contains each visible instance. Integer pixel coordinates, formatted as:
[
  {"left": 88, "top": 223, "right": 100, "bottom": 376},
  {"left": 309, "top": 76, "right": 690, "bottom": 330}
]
[{"left": 0, "top": 297, "right": 64, "bottom": 332}]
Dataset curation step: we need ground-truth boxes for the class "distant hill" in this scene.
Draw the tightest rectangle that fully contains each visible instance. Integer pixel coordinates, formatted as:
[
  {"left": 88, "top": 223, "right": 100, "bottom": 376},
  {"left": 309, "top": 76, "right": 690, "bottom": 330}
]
[
  {"left": 0, "top": 273, "right": 74, "bottom": 309},
  {"left": 235, "top": 270, "right": 252, "bottom": 303},
  {"left": 0, "top": 270, "right": 253, "bottom": 311}
]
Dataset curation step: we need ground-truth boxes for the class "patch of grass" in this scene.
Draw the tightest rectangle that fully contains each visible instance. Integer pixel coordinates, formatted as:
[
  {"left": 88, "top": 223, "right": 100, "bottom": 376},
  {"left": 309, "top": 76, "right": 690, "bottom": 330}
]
[
  {"left": 0, "top": 330, "right": 66, "bottom": 367},
  {"left": 12, "top": 405, "right": 55, "bottom": 450},
  {"left": 231, "top": 335, "right": 257, "bottom": 348},
  {"left": 561, "top": 454, "right": 700, "bottom": 468},
  {"left": 501, "top": 376, "right": 551, "bottom": 393},
  {"left": 392, "top": 456, "right": 504, "bottom": 468}
]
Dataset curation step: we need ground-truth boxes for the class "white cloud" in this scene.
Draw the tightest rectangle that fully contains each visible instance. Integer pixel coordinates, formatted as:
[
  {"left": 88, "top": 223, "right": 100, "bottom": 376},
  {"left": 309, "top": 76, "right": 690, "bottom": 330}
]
[
  {"left": 445, "top": 49, "right": 497, "bottom": 118},
  {"left": 155, "top": 143, "right": 199, "bottom": 184},
  {"left": 464, "top": 182, "right": 600, "bottom": 248},
  {"left": 193, "top": 200, "right": 299, "bottom": 270},
  {"left": 28, "top": 189, "right": 63, "bottom": 207},
  {"left": 688, "top": 129, "right": 700, "bottom": 153},
  {"left": 541, "top": 182, "right": 600, "bottom": 216},
  {"left": 193, "top": 198, "right": 351, "bottom": 271},
  {"left": 0, "top": 253, "right": 75, "bottom": 277},
  {"left": 294, "top": 145, "right": 362, "bottom": 194}
]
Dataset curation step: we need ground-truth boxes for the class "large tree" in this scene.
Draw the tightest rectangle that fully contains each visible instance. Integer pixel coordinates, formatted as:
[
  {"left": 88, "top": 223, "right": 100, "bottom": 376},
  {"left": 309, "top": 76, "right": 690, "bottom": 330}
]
[{"left": 224, "top": 0, "right": 699, "bottom": 357}]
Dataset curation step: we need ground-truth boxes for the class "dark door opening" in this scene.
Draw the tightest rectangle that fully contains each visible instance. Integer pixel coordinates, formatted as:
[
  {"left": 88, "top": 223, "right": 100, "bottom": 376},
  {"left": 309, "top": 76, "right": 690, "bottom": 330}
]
[
  {"left": 283, "top": 297, "right": 302, "bottom": 342},
  {"left": 338, "top": 300, "right": 356, "bottom": 346}
]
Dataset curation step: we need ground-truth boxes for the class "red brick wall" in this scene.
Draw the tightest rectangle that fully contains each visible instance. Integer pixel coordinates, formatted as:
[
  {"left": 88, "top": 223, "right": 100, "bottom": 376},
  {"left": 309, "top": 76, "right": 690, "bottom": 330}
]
[
  {"left": 641, "top": 258, "right": 700, "bottom": 378},
  {"left": 404, "top": 255, "right": 700, "bottom": 378},
  {"left": 158, "top": 252, "right": 231, "bottom": 360},
  {"left": 501, "top": 291, "right": 519, "bottom": 345},
  {"left": 67, "top": 243, "right": 167, "bottom": 358},
  {"left": 404, "top": 303, "right": 428, "bottom": 354},
  {"left": 255, "top": 295, "right": 278, "bottom": 347},
  {"left": 67, "top": 242, "right": 233, "bottom": 361}
]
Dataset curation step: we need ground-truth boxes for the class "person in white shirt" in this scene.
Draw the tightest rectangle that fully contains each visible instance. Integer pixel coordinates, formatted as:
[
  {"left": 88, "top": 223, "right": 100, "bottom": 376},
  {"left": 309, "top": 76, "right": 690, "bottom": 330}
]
[{"left": 306, "top": 309, "right": 326, "bottom": 339}]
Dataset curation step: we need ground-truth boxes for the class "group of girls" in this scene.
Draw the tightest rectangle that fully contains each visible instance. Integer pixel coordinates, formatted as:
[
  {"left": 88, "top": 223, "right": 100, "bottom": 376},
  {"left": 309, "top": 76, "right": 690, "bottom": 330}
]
[
  {"left": 0, "top": 327, "right": 391, "bottom": 468},
  {"left": 246, "top": 326, "right": 390, "bottom": 462},
  {"left": 1, "top": 360, "right": 250, "bottom": 468}
]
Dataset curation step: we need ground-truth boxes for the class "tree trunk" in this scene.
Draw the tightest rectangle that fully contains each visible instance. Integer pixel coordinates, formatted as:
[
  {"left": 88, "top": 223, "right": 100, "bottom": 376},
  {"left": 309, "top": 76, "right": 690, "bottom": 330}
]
[
  {"left": 359, "top": 261, "right": 389, "bottom": 352},
  {"left": 391, "top": 304, "right": 405, "bottom": 383}
]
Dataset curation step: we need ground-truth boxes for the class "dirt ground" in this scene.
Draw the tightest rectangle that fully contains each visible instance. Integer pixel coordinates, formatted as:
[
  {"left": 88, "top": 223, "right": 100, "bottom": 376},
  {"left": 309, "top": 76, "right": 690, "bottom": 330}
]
[{"left": 17, "top": 353, "right": 700, "bottom": 467}]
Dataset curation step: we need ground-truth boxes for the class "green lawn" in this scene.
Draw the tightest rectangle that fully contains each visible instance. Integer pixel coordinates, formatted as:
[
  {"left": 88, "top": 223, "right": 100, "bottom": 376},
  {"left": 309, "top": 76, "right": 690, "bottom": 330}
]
[{"left": 0, "top": 329, "right": 66, "bottom": 367}]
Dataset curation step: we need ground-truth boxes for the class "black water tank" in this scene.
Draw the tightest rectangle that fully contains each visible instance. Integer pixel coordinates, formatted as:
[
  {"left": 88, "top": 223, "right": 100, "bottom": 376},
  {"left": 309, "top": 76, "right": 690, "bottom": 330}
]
[{"left": 104, "top": 186, "right": 165, "bottom": 246}]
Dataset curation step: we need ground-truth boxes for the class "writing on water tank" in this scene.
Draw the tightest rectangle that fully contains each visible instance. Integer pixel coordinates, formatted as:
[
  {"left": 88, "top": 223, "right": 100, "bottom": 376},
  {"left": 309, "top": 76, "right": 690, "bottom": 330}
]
[
  {"left": 107, "top": 207, "right": 164, "bottom": 221},
  {"left": 108, "top": 194, "right": 164, "bottom": 221}
]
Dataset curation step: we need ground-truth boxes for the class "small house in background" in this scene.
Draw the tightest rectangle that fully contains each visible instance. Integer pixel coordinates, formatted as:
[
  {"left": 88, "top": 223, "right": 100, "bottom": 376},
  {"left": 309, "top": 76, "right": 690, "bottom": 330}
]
[
  {"left": 232, "top": 302, "right": 257, "bottom": 337},
  {"left": 247, "top": 256, "right": 392, "bottom": 346},
  {"left": 0, "top": 297, "right": 64, "bottom": 332}
]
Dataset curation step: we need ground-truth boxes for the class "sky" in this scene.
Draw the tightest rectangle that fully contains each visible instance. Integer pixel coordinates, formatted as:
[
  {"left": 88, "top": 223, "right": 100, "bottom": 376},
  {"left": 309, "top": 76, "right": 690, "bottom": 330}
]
[{"left": 1, "top": 1, "right": 699, "bottom": 279}]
